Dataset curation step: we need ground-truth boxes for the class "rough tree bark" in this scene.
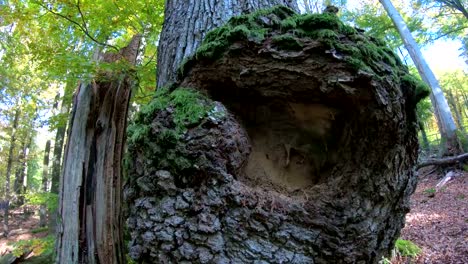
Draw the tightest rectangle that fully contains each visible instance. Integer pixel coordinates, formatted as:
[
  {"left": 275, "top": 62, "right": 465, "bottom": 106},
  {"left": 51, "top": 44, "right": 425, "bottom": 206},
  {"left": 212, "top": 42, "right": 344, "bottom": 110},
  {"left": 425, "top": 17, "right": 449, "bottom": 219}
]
[
  {"left": 3, "top": 108, "right": 20, "bottom": 237},
  {"left": 379, "top": 0, "right": 462, "bottom": 155},
  {"left": 39, "top": 140, "right": 51, "bottom": 227},
  {"left": 125, "top": 7, "right": 426, "bottom": 263},
  {"left": 156, "top": 0, "right": 298, "bottom": 88},
  {"left": 55, "top": 35, "right": 141, "bottom": 264}
]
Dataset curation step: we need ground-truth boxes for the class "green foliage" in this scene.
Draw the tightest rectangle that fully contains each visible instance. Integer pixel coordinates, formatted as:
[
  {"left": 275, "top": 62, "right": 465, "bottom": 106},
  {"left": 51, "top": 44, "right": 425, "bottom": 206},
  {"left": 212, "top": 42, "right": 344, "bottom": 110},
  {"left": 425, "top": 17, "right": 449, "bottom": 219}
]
[
  {"left": 423, "top": 188, "right": 436, "bottom": 196},
  {"left": 25, "top": 192, "right": 58, "bottom": 212},
  {"left": 416, "top": 0, "right": 468, "bottom": 51},
  {"left": 341, "top": 1, "right": 429, "bottom": 52},
  {"left": 31, "top": 227, "right": 49, "bottom": 234},
  {"left": 456, "top": 130, "right": 468, "bottom": 152},
  {"left": 463, "top": 164, "right": 468, "bottom": 172},
  {"left": 10, "top": 235, "right": 54, "bottom": 259},
  {"left": 378, "top": 257, "right": 391, "bottom": 264},
  {"left": 395, "top": 239, "right": 422, "bottom": 257}
]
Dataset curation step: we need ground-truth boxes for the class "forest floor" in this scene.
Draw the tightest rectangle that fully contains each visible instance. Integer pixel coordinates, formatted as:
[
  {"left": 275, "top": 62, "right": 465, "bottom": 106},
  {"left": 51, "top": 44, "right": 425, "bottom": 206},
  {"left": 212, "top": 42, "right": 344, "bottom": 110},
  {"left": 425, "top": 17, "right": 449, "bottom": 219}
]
[
  {"left": 398, "top": 168, "right": 467, "bottom": 264},
  {"left": 0, "top": 206, "right": 49, "bottom": 263},
  {"left": 0, "top": 170, "right": 466, "bottom": 263}
]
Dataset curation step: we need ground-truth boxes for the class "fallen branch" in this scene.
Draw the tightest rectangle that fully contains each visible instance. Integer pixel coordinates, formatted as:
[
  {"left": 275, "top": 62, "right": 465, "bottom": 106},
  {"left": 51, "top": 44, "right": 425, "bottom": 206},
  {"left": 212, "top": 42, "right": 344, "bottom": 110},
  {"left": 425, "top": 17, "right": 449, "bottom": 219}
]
[
  {"left": 436, "top": 171, "right": 456, "bottom": 190},
  {"left": 417, "top": 152, "right": 468, "bottom": 169}
]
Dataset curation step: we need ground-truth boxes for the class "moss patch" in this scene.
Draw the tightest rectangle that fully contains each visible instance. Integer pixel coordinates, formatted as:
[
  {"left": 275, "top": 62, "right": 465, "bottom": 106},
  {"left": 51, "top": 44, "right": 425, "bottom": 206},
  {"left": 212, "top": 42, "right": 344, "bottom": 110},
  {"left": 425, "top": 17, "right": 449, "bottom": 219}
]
[
  {"left": 395, "top": 239, "right": 422, "bottom": 257},
  {"left": 401, "top": 74, "right": 430, "bottom": 105},
  {"left": 127, "top": 88, "right": 213, "bottom": 176},
  {"left": 178, "top": 5, "right": 428, "bottom": 105},
  {"left": 272, "top": 34, "right": 303, "bottom": 50}
]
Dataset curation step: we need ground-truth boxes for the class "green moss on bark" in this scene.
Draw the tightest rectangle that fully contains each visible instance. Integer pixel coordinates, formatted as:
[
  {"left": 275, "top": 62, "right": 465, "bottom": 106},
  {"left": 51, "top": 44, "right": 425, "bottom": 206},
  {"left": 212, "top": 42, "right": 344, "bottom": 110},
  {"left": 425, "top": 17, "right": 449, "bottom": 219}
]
[
  {"left": 401, "top": 74, "right": 430, "bottom": 105},
  {"left": 127, "top": 88, "right": 214, "bottom": 175},
  {"left": 272, "top": 34, "right": 303, "bottom": 50},
  {"left": 179, "top": 5, "right": 428, "bottom": 105}
]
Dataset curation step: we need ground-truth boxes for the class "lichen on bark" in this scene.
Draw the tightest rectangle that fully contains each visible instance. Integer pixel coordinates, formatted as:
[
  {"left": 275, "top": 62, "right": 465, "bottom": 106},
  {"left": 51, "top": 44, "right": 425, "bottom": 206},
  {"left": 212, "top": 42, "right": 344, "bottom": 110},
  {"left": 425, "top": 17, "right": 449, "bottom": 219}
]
[{"left": 125, "top": 6, "right": 428, "bottom": 264}]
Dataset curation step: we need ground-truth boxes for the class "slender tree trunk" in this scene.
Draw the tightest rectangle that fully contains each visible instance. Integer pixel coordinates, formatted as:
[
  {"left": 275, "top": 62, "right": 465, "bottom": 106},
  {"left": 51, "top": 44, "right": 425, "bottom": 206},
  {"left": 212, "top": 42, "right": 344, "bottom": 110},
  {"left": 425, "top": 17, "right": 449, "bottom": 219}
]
[
  {"left": 419, "top": 122, "right": 430, "bottom": 151},
  {"left": 39, "top": 140, "right": 51, "bottom": 227},
  {"left": 49, "top": 83, "right": 73, "bottom": 234},
  {"left": 456, "top": 93, "right": 467, "bottom": 120},
  {"left": 462, "top": 92, "right": 468, "bottom": 118},
  {"left": 55, "top": 35, "right": 141, "bottom": 264},
  {"left": 156, "top": 0, "right": 299, "bottom": 89},
  {"left": 379, "top": 0, "right": 461, "bottom": 155},
  {"left": 22, "top": 135, "right": 33, "bottom": 215},
  {"left": 13, "top": 137, "right": 31, "bottom": 207},
  {"left": 3, "top": 109, "right": 20, "bottom": 237},
  {"left": 447, "top": 90, "right": 466, "bottom": 135},
  {"left": 13, "top": 141, "right": 26, "bottom": 202}
]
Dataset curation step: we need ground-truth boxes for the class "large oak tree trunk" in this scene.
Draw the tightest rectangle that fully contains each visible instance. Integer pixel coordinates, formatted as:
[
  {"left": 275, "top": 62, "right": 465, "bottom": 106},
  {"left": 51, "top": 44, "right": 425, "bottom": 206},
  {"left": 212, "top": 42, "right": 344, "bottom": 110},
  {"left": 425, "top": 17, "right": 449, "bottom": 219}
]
[
  {"left": 125, "top": 7, "right": 426, "bottom": 264},
  {"left": 55, "top": 35, "right": 141, "bottom": 264},
  {"left": 156, "top": 0, "right": 298, "bottom": 88}
]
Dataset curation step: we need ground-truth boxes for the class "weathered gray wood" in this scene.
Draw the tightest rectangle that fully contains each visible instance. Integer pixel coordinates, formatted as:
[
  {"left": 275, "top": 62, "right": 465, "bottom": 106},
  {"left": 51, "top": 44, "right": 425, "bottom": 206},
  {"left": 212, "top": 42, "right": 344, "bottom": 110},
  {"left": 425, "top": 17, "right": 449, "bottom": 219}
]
[
  {"left": 156, "top": 0, "right": 299, "bottom": 89},
  {"left": 55, "top": 81, "right": 92, "bottom": 263},
  {"left": 49, "top": 84, "right": 73, "bottom": 234},
  {"left": 55, "top": 35, "right": 141, "bottom": 264},
  {"left": 379, "top": 0, "right": 461, "bottom": 154}
]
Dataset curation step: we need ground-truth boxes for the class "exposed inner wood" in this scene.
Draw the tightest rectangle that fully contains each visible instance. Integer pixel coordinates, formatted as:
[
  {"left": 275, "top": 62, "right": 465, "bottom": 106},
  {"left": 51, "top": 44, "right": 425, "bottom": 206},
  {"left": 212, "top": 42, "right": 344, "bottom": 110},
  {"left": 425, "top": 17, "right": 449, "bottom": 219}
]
[{"left": 241, "top": 101, "right": 340, "bottom": 192}]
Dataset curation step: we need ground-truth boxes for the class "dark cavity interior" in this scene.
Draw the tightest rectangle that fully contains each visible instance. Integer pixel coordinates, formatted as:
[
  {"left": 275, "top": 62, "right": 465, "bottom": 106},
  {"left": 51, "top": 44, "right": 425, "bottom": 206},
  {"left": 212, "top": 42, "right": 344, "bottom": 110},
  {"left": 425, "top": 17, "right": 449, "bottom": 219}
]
[{"left": 207, "top": 84, "right": 349, "bottom": 193}]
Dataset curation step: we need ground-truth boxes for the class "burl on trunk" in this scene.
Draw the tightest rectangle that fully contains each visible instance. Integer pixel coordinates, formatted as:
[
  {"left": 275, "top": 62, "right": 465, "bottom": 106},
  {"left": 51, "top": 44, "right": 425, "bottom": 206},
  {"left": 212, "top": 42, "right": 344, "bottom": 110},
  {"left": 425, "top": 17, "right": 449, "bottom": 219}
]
[{"left": 125, "top": 7, "right": 428, "bottom": 263}]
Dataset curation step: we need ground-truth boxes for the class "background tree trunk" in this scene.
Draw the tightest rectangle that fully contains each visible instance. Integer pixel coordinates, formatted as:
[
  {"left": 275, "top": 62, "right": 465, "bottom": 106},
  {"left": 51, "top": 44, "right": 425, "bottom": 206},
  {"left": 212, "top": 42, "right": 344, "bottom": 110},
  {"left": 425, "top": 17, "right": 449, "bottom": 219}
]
[
  {"left": 3, "top": 109, "right": 20, "bottom": 237},
  {"left": 420, "top": 122, "right": 430, "bottom": 151},
  {"left": 13, "top": 140, "right": 27, "bottom": 205},
  {"left": 55, "top": 35, "right": 141, "bottom": 264},
  {"left": 447, "top": 90, "right": 466, "bottom": 135},
  {"left": 39, "top": 140, "right": 51, "bottom": 227},
  {"left": 49, "top": 83, "right": 73, "bottom": 234},
  {"left": 156, "top": 0, "right": 298, "bottom": 89},
  {"left": 379, "top": 0, "right": 461, "bottom": 155}
]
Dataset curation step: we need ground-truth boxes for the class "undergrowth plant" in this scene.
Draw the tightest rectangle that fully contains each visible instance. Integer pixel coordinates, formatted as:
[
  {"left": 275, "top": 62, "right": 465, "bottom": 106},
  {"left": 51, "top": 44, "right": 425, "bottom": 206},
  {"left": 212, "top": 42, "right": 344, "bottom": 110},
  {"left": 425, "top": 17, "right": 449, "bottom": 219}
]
[
  {"left": 379, "top": 238, "right": 422, "bottom": 263},
  {"left": 9, "top": 235, "right": 54, "bottom": 259},
  {"left": 395, "top": 239, "right": 422, "bottom": 257}
]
